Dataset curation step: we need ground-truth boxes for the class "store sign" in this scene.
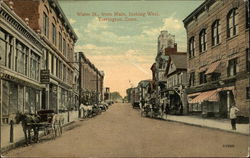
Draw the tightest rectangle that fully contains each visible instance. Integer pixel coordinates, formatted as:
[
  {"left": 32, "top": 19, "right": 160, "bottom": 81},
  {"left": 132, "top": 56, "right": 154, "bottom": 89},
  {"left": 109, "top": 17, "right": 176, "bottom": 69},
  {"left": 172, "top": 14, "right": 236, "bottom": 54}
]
[{"left": 40, "top": 69, "right": 50, "bottom": 84}]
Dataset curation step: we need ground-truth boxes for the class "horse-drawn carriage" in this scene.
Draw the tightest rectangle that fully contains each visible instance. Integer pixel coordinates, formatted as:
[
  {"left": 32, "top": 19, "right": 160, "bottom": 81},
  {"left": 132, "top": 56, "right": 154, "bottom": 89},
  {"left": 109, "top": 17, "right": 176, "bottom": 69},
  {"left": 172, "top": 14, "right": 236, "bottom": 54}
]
[{"left": 15, "top": 109, "right": 64, "bottom": 145}]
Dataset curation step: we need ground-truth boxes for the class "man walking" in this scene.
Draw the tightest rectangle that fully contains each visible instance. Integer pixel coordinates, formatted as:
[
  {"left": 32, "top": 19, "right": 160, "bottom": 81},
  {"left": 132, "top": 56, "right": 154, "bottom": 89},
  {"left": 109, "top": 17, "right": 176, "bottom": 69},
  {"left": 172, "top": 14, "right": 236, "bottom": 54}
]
[{"left": 229, "top": 104, "right": 239, "bottom": 130}]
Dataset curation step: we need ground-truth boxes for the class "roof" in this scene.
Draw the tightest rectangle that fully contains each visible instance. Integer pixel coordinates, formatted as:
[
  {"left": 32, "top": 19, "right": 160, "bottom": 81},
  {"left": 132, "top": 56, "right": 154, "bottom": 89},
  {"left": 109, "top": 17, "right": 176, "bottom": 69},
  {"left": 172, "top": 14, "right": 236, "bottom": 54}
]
[
  {"left": 183, "top": 0, "right": 214, "bottom": 27},
  {"left": 49, "top": 0, "right": 78, "bottom": 42},
  {"left": 169, "top": 53, "right": 187, "bottom": 69}
]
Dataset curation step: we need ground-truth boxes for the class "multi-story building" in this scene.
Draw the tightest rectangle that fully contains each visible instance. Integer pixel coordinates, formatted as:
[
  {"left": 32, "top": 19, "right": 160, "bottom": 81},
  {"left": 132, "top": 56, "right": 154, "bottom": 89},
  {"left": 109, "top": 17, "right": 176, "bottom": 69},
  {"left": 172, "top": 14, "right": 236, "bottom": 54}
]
[
  {"left": 9, "top": 0, "right": 78, "bottom": 112},
  {"left": 165, "top": 53, "right": 188, "bottom": 114},
  {"left": 79, "top": 52, "right": 104, "bottom": 105},
  {"left": 183, "top": 0, "right": 249, "bottom": 120},
  {"left": 0, "top": 1, "right": 46, "bottom": 123}
]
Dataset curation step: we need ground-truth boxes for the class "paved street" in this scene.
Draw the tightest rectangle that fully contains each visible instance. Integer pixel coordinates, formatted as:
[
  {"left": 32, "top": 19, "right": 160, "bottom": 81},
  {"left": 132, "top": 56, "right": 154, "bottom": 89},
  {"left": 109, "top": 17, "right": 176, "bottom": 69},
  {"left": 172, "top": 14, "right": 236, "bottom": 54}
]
[{"left": 3, "top": 103, "right": 248, "bottom": 157}]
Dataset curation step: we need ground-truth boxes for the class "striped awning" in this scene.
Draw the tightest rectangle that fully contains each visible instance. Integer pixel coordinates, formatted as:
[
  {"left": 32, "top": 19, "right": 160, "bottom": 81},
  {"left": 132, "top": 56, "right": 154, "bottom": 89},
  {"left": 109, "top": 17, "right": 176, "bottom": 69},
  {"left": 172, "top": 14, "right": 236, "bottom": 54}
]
[
  {"left": 205, "top": 61, "right": 221, "bottom": 74},
  {"left": 189, "top": 89, "right": 219, "bottom": 104}
]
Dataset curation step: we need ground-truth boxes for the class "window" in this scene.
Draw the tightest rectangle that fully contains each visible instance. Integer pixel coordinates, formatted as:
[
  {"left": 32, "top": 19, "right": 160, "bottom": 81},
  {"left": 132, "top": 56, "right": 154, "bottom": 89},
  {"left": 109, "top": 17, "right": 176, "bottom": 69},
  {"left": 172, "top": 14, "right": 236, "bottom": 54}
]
[
  {"left": 30, "top": 51, "right": 40, "bottom": 81},
  {"left": 0, "top": 29, "right": 13, "bottom": 68},
  {"left": 247, "top": 48, "right": 250, "bottom": 72},
  {"left": 59, "top": 32, "right": 62, "bottom": 52},
  {"left": 189, "top": 37, "right": 195, "bottom": 58},
  {"left": 246, "top": 2, "right": 249, "bottom": 28},
  {"left": 199, "top": 29, "right": 207, "bottom": 53},
  {"left": 227, "top": 58, "right": 238, "bottom": 77},
  {"left": 189, "top": 72, "right": 195, "bottom": 86},
  {"left": 43, "top": 12, "right": 49, "bottom": 38},
  {"left": 199, "top": 71, "right": 207, "bottom": 84},
  {"left": 59, "top": 61, "right": 62, "bottom": 79},
  {"left": 247, "top": 86, "right": 250, "bottom": 99},
  {"left": 51, "top": 55, "right": 54, "bottom": 75},
  {"left": 16, "top": 40, "right": 29, "bottom": 75},
  {"left": 52, "top": 24, "right": 56, "bottom": 45},
  {"left": 212, "top": 20, "right": 221, "bottom": 46},
  {"left": 63, "top": 39, "right": 66, "bottom": 56},
  {"left": 227, "top": 8, "right": 238, "bottom": 38}
]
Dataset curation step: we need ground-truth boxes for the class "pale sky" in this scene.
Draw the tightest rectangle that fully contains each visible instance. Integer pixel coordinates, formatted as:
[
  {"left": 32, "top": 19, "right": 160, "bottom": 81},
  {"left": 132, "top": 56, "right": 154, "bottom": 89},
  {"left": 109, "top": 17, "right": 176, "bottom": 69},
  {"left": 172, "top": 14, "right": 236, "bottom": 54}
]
[{"left": 59, "top": 0, "right": 204, "bottom": 97}]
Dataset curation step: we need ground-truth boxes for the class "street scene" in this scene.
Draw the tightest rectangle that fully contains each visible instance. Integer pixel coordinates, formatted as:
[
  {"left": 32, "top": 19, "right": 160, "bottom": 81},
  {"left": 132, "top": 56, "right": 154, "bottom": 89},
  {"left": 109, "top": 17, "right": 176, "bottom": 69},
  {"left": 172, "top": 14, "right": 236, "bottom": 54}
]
[
  {"left": 4, "top": 103, "right": 249, "bottom": 157},
  {"left": 0, "top": 0, "right": 249, "bottom": 157}
]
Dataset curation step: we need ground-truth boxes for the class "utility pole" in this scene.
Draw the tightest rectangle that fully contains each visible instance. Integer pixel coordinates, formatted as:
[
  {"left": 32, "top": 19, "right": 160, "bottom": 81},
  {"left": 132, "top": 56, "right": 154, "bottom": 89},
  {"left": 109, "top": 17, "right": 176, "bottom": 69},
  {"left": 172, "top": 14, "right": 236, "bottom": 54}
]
[{"left": 78, "top": 52, "right": 82, "bottom": 118}]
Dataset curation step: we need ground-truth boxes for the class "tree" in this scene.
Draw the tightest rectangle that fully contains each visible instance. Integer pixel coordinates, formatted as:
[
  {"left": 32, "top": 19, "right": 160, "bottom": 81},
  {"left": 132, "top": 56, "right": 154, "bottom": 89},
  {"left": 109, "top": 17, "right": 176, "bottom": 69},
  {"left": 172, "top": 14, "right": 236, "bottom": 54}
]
[{"left": 110, "top": 92, "right": 122, "bottom": 101}]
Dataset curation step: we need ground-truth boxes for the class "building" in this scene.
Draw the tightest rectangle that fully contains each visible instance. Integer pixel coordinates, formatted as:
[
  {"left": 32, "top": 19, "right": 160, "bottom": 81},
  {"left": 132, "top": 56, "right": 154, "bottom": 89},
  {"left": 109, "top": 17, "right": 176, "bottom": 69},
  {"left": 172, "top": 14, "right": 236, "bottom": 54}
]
[
  {"left": 8, "top": 0, "right": 78, "bottom": 112},
  {"left": 0, "top": 1, "right": 46, "bottom": 123},
  {"left": 183, "top": 0, "right": 249, "bottom": 120},
  {"left": 79, "top": 52, "right": 104, "bottom": 105},
  {"left": 165, "top": 53, "right": 188, "bottom": 114}
]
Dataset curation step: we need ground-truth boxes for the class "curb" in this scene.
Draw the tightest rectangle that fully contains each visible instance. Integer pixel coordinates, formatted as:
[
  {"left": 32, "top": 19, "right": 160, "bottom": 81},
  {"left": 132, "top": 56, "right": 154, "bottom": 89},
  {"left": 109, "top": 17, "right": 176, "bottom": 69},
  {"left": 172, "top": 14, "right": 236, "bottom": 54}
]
[{"left": 163, "top": 118, "right": 249, "bottom": 136}]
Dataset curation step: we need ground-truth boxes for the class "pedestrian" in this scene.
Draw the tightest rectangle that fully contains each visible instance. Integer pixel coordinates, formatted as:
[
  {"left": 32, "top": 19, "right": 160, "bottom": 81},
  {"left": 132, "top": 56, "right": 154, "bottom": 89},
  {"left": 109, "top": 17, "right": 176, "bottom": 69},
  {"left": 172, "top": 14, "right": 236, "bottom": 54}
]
[{"left": 229, "top": 104, "right": 239, "bottom": 130}]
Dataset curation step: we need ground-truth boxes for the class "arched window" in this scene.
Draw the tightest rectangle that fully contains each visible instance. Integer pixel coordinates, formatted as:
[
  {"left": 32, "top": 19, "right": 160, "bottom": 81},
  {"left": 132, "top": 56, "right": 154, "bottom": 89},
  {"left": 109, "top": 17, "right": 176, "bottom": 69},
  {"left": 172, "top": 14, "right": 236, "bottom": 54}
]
[
  {"left": 188, "top": 37, "right": 195, "bottom": 58},
  {"left": 212, "top": 20, "right": 221, "bottom": 46},
  {"left": 199, "top": 29, "right": 207, "bottom": 53},
  {"left": 227, "top": 8, "right": 238, "bottom": 38}
]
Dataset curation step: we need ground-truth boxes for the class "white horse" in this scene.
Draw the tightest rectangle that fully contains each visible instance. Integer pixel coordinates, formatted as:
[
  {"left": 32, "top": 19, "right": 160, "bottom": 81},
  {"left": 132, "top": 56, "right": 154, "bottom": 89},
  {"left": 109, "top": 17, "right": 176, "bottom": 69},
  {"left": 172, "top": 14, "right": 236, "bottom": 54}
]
[{"left": 82, "top": 105, "right": 92, "bottom": 118}]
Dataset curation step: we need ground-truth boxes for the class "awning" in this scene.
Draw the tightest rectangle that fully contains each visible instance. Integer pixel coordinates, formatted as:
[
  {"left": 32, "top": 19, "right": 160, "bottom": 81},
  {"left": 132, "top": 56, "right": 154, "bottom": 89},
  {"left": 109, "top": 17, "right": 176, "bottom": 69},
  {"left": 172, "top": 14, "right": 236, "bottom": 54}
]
[
  {"left": 187, "top": 92, "right": 201, "bottom": 97},
  {"left": 205, "top": 61, "right": 221, "bottom": 74},
  {"left": 189, "top": 89, "right": 219, "bottom": 104}
]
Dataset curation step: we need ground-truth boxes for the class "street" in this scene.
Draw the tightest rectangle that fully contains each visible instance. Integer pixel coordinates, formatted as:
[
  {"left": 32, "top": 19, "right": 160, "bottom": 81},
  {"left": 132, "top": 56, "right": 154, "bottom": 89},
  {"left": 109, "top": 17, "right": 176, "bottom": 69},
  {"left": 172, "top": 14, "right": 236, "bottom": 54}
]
[{"left": 4, "top": 103, "right": 248, "bottom": 157}]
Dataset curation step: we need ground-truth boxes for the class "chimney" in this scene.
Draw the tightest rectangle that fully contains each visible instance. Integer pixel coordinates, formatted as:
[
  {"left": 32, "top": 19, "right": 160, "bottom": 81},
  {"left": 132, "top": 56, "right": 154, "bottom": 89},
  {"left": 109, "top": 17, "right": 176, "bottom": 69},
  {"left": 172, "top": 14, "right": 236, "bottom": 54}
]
[
  {"left": 25, "top": 18, "right": 29, "bottom": 26},
  {"left": 9, "top": 1, "right": 13, "bottom": 10}
]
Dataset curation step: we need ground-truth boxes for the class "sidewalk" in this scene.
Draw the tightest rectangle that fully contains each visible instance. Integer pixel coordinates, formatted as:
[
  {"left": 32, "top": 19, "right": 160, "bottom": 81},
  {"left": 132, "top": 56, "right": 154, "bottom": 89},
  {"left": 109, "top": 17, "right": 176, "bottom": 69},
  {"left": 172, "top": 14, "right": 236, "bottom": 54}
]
[
  {"left": 164, "top": 115, "right": 249, "bottom": 135},
  {"left": 1, "top": 110, "right": 79, "bottom": 153}
]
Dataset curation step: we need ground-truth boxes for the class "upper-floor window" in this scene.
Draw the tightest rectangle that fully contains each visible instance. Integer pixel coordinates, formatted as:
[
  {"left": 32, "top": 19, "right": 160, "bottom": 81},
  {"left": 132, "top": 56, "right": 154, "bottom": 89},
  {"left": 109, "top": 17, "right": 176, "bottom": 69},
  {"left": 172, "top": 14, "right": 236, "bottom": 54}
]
[
  {"left": 212, "top": 20, "right": 221, "bottom": 46},
  {"left": 189, "top": 72, "right": 195, "bottom": 87},
  {"left": 227, "top": 8, "right": 238, "bottom": 38},
  {"left": 0, "top": 28, "right": 13, "bottom": 68},
  {"left": 59, "top": 32, "right": 62, "bottom": 52},
  {"left": 16, "top": 40, "right": 29, "bottom": 75},
  {"left": 199, "top": 71, "right": 207, "bottom": 84},
  {"left": 43, "top": 12, "right": 49, "bottom": 38},
  {"left": 189, "top": 37, "right": 195, "bottom": 58},
  {"left": 246, "top": 2, "right": 250, "bottom": 28},
  {"left": 199, "top": 29, "right": 207, "bottom": 53},
  {"left": 247, "top": 86, "right": 250, "bottom": 99},
  {"left": 227, "top": 58, "right": 238, "bottom": 77},
  {"left": 52, "top": 24, "right": 56, "bottom": 46},
  {"left": 63, "top": 39, "right": 66, "bottom": 56},
  {"left": 30, "top": 51, "right": 40, "bottom": 81},
  {"left": 247, "top": 48, "right": 250, "bottom": 72}
]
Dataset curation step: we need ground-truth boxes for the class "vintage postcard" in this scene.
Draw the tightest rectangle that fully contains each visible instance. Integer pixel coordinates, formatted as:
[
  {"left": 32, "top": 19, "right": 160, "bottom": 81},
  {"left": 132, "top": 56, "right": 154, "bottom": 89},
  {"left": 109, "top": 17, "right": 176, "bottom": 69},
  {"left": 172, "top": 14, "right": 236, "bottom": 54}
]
[{"left": 0, "top": 0, "right": 249, "bottom": 157}]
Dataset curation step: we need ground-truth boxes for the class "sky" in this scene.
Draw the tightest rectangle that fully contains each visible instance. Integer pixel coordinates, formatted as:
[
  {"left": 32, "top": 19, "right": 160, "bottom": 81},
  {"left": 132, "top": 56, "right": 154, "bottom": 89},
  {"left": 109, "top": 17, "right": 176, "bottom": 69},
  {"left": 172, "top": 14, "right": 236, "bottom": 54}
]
[{"left": 58, "top": 0, "right": 204, "bottom": 97}]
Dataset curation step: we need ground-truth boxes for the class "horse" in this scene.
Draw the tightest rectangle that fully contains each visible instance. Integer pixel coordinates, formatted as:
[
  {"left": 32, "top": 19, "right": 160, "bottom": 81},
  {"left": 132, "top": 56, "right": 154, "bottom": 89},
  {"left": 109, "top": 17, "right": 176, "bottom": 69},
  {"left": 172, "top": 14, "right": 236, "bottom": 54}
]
[{"left": 15, "top": 112, "right": 41, "bottom": 144}]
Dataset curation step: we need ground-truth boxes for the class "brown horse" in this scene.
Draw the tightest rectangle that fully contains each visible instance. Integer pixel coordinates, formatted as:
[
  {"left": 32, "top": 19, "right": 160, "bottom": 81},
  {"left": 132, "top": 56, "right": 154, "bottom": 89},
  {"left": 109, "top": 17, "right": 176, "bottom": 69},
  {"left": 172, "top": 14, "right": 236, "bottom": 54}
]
[{"left": 15, "top": 112, "right": 41, "bottom": 144}]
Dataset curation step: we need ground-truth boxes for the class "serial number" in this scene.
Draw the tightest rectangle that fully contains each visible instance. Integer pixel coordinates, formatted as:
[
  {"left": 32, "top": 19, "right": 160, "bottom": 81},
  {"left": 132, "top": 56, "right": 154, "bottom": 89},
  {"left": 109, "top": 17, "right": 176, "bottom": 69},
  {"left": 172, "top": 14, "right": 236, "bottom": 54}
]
[{"left": 223, "top": 144, "right": 235, "bottom": 148}]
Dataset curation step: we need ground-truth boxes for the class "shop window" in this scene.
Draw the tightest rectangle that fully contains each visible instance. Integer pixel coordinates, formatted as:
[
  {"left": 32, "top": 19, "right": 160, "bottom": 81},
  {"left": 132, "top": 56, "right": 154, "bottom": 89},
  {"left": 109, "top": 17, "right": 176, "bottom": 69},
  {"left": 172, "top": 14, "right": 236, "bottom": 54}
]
[
  {"left": 247, "top": 48, "right": 250, "bottom": 72},
  {"left": 188, "top": 37, "right": 195, "bottom": 58},
  {"left": 227, "top": 8, "right": 238, "bottom": 38},
  {"left": 227, "top": 58, "right": 238, "bottom": 77},
  {"left": 199, "top": 29, "right": 207, "bottom": 53},
  {"left": 212, "top": 20, "right": 221, "bottom": 46},
  {"left": 199, "top": 71, "right": 207, "bottom": 84},
  {"left": 43, "top": 12, "right": 49, "bottom": 38},
  {"left": 189, "top": 72, "right": 195, "bottom": 86},
  {"left": 247, "top": 86, "right": 250, "bottom": 99}
]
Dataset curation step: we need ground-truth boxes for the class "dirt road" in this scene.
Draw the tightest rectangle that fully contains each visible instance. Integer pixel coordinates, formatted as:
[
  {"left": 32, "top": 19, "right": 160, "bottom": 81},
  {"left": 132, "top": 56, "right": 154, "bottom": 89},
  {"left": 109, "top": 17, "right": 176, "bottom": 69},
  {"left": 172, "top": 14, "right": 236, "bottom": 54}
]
[{"left": 4, "top": 103, "right": 249, "bottom": 157}]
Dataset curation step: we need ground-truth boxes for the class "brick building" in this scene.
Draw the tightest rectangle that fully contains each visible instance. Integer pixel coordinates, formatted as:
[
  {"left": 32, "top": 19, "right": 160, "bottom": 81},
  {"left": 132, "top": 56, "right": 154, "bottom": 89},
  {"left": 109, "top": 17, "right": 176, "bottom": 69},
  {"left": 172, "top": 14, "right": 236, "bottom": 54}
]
[
  {"left": 8, "top": 0, "right": 78, "bottom": 112},
  {"left": 0, "top": 1, "right": 46, "bottom": 123},
  {"left": 183, "top": 0, "right": 249, "bottom": 120},
  {"left": 79, "top": 52, "right": 104, "bottom": 105}
]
